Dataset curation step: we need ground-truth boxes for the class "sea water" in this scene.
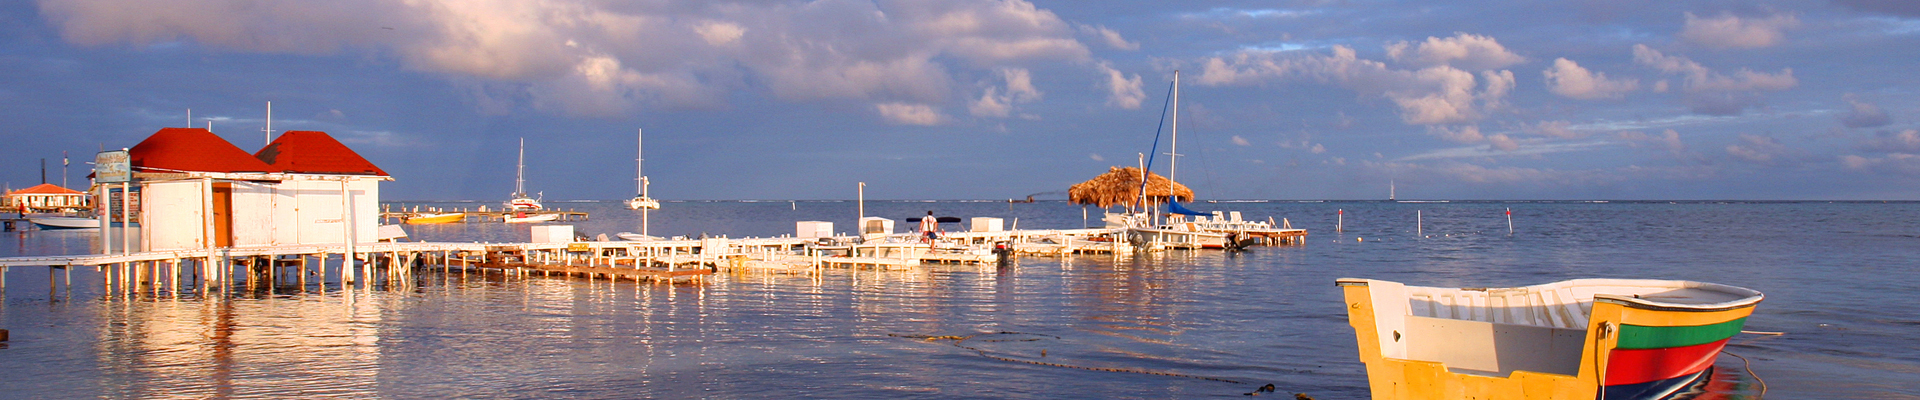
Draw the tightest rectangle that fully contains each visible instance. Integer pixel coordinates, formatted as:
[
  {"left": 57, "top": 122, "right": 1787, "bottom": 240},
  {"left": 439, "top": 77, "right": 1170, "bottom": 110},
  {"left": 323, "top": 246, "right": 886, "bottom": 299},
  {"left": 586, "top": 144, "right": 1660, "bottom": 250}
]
[{"left": 1, "top": 200, "right": 1915, "bottom": 398}]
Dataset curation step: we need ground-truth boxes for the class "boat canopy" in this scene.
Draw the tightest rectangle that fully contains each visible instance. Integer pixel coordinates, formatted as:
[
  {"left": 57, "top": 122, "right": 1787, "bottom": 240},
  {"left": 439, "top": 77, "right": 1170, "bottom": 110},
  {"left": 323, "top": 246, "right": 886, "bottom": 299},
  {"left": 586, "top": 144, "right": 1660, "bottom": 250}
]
[{"left": 1166, "top": 201, "right": 1207, "bottom": 216}]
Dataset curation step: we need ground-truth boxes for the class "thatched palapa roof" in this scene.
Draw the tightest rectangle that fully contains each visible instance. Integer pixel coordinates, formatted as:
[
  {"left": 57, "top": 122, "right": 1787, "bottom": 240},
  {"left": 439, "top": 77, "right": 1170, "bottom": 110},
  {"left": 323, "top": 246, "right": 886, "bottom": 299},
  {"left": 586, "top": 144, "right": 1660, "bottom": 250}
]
[{"left": 1068, "top": 166, "right": 1192, "bottom": 209}]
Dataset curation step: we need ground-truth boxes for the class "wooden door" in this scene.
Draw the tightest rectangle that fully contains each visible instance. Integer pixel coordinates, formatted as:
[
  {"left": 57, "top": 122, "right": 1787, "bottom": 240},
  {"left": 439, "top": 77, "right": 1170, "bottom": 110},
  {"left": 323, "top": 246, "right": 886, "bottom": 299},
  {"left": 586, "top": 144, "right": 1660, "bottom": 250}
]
[{"left": 212, "top": 182, "right": 233, "bottom": 247}]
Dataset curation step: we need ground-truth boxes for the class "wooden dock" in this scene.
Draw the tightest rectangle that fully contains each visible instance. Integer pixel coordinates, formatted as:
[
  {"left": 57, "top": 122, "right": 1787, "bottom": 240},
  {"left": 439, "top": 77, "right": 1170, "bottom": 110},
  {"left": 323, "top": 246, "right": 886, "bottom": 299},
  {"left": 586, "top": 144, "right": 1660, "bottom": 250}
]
[{"left": 378, "top": 209, "right": 591, "bottom": 224}]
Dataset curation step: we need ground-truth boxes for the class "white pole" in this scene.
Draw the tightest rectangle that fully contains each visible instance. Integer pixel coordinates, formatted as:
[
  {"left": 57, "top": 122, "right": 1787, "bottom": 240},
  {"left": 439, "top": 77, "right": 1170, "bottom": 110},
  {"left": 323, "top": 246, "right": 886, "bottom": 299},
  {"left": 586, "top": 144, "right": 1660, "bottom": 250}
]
[
  {"left": 1168, "top": 70, "right": 1180, "bottom": 185},
  {"left": 264, "top": 101, "right": 273, "bottom": 146},
  {"left": 857, "top": 182, "right": 865, "bottom": 228},
  {"left": 1417, "top": 210, "right": 1422, "bottom": 238},
  {"left": 341, "top": 179, "right": 357, "bottom": 284},
  {"left": 121, "top": 182, "right": 131, "bottom": 253},
  {"left": 636, "top": 129, "right": 644, "bottom": 195},
  {"left": 1337, "top": 209, "right": 1343, "bottom": 232},
  {"left": 1507, "top": 207, "right": 1514, "bottom": 236},
  {"left": 98, "top": 184, "right": 110, "bottom": 254},
  {"left": 516, "top": 137, "right": 526, "bottom": 196}
]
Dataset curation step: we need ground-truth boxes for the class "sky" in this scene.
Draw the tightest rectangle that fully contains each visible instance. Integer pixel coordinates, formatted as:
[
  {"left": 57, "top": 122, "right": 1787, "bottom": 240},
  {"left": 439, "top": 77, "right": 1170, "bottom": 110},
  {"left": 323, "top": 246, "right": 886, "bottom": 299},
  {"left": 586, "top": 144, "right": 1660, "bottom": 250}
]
[{"left": 1, "top": 0, "right": 1917, "bottom": 201}]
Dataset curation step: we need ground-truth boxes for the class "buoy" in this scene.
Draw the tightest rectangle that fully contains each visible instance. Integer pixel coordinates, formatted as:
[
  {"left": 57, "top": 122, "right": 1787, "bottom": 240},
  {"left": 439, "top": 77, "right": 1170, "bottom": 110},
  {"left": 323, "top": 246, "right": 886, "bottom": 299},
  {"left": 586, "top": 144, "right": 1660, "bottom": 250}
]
[
  {"left": 1, "top": 328, "right": 9, "bottom": 341},
  {"left": 1357, "top": 237, "right": 1363, "bottom": 242}
]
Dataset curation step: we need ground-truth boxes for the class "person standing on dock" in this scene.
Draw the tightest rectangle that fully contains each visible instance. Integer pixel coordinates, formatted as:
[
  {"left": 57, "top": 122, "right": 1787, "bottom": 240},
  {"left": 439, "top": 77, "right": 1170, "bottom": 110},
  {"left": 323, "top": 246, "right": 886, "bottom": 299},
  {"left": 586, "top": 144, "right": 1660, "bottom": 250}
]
[{"left": 920, "top": 210, "right": 939, "bottom": 243}]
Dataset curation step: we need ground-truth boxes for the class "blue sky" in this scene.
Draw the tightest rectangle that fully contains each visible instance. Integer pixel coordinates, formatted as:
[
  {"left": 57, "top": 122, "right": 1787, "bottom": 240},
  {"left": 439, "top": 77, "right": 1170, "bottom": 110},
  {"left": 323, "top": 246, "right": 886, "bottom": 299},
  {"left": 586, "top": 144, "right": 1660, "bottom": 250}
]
[{"left": 2, "top": 0, "right": 1916, "bottom": 200}]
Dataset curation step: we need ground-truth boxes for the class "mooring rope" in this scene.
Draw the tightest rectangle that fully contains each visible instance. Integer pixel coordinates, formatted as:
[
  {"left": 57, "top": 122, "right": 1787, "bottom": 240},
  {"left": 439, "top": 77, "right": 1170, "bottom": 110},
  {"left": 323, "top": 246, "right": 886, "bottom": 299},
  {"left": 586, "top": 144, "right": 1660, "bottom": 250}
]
[
  {"left": 889, "top": 331, "right": 1303, "bottom": 396},
  {"left": 1720, "top": 350, "right": 1767, "bottom": 398}
]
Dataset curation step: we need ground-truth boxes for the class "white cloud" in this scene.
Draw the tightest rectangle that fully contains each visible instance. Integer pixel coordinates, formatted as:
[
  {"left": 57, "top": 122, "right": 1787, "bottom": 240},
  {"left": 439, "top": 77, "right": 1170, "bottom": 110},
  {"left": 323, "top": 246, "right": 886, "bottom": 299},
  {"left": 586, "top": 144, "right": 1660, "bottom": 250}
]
[
  {"left": 1632, "top": 44, "right": 1796, "bottom": 115},
  {"left": 875, "top": 102, "right": 946, "bottom": 125},
  {"left": 1384, "top": 33, "right": 1526, "bottom": 70},
  {"left": 1840, "top": 153, "right": 1920, "bottom": 176},
  {"left": 1487, "top": 134, "right": 1519, "bottom": 151},
  {"left": 1862, "top": 129, "right": 1920, "bottom": 152},
  {"left": 1543, "top": 58, "right": 1638, "bottom": 100},
  {"left": 1078, "top": 24, "right": 1138, "bottom": 50},
  {"left": 1089, "top": 153, "right": 1104, "bottom": 161},
  {"left": 1680, "top": 12, "right": 1800, "bottom": 49},
  {"left": 1724, "top": 133, "right": 1791, "bottom": 164},
  {"left": 1096, "top": 62, "right": 1145, "bottom": 109},
  {"left": 1616, "top": 129, "right": 1688, "bottom": 155},
  {"left": 1528, "top": 120, "right": 1584, "bottom": 139},
  {"left": 969, "top": 68, "right": 1043, "bottom": 117},
  {"left": 1230, "top": 135, "right": 1250, "bottom": 146},
  {"left": 1197, "top": 46, "right": 1511, "bottom": 125},
  {"left": 40, "top": 0, "right": 1097, "bottom": 120},
  {"left": 1841, "top": 94, "right": 1892, "bottom": 128}
]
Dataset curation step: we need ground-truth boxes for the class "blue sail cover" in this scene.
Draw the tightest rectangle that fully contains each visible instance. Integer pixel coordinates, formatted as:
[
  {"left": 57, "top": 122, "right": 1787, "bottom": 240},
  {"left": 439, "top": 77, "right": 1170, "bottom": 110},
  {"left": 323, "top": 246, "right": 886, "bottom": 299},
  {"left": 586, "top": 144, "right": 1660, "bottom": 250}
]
[{"left": 1166, "top": 201, "right": 1208, "bottom": 216}]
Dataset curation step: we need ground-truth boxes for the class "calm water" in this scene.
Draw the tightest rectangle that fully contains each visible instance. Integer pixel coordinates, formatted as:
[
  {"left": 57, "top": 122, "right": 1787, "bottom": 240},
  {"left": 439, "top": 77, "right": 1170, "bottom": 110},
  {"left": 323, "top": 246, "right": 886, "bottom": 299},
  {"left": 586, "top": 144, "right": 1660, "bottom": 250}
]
[{"left": 2, "top": 200, "right": 1917, "bottom": 398}]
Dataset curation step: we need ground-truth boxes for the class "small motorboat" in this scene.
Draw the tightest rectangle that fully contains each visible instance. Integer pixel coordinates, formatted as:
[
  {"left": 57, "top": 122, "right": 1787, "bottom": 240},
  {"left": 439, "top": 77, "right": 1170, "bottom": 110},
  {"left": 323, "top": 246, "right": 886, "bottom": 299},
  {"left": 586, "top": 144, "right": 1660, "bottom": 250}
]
[
  {"left": 1336, "top": 278, "right": 1763, "bottom": 400},
  {"left": 616, "top": 232, "right": 659, "bottom": 241},
  {"left": 28, "top": 216, "right": 106, "bottom": 230},
  {"left": 504, "top": 212, "right": 559, "bottom": 223},
  {"left": 405, "top": 212, "right": 464, "bottom": 224}
]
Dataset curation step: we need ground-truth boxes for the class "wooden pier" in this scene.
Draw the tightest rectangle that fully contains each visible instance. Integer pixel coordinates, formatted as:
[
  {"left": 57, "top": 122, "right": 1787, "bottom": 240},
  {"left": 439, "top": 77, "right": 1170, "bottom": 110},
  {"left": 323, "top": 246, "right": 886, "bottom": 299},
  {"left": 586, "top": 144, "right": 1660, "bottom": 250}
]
[{"left": 378, "top": 208, "right": 591, "bottom": 224}]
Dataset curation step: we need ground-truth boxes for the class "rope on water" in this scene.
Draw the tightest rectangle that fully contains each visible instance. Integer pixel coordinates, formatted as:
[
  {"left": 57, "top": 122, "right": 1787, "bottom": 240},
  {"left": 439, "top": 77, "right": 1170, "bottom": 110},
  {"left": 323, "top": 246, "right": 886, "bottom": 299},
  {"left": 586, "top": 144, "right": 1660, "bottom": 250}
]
[
  {"left": 890, "top": 331, "right": 1302, "bottom": 395},
  {"left": 1721, "top": 350, "right": 1767, "bottom": 398}
]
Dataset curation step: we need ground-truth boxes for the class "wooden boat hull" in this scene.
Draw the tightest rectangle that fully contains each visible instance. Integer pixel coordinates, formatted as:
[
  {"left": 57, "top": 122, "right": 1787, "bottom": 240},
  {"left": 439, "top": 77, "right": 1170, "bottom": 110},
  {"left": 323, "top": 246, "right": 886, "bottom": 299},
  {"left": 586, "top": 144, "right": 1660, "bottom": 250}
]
[
  {"left": 405, "top": 213, "right": 464, "bottom": 224},
  {"left": 1336, "top": 278, "right": 1762, "bottom": 400}
]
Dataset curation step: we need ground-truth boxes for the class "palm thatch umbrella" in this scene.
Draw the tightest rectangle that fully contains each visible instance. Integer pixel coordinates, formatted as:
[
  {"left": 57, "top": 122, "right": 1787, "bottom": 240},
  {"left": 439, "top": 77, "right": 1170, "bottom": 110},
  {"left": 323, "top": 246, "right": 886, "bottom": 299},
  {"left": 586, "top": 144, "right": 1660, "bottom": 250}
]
[{"left": 1068, "top": 166, "right": 1193, "bottom": 209}]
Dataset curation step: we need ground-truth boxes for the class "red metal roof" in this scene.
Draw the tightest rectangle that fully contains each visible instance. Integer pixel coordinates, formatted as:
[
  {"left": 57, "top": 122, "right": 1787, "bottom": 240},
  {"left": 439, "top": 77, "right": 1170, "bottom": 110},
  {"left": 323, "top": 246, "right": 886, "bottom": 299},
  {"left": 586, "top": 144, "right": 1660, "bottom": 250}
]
[
  {"left": 128, "top": 128, "right": 277, "bottom": 173},
  {"left": 7, "top": 183, "right": 85, "bottom": 195},
  {"left": 254, "top": 131, "right": 390, "bottom": 176}
]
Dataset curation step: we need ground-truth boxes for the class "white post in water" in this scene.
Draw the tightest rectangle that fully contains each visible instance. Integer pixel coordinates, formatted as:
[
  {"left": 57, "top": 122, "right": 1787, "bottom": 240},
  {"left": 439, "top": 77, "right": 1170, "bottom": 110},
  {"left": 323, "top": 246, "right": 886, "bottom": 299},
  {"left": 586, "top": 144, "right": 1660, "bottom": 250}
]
[
  {"left": 340, "top": 179, "right": 357, "bottom": 285},
  {"left": 857, "top": 182, "right": 865, "bottom": 224},
  {"left": 98, "top": 184, "right": 110, "bottom": 254},
  {"left": 1417, "top": 210, "right": 1422, "bottom": 238},
  {"left": 1506, "top": 207, "right": 1513, "bottom": 236},
  {"left": 1337, "top": 209, "right": 1344, "bottom": 232}
]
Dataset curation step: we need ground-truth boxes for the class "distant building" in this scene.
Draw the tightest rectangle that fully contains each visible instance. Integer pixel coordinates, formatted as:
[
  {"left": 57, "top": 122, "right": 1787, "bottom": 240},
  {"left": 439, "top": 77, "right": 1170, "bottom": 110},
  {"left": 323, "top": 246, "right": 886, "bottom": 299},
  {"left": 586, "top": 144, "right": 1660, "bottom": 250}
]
[
  {"left": 118, "top": 128, "right": 391, "bottom": 251},
  {"left": 3, "top": 183, "right": 90, "bottom": 213}
]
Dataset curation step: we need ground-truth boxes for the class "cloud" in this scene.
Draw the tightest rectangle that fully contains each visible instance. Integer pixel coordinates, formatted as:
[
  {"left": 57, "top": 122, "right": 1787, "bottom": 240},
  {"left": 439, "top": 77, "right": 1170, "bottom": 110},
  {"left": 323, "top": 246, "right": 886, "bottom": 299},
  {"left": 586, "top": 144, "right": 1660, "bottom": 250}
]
[
  {"left": 1724, "top": 133, "right": 1792, "bottom": 164},
  {"left": 1861, "top": 129, "right": 1920, "bottom": 152},
  {"left": 875, "top": 102, "right": 946, "bottom": 125},
  {"left": 1230, "top": 135, "right": 1250, "bottom": 146},
  {"left": 1088, "top": 153, "right": 1104, "bottom": 161},
  {"left": 1833, "top": 0, "right": 1920, "bottom": 17},
  {"left": 1095, "top": 62, "right": 1145, "bottom": 109},
  {"left": 1198, "top": 45, "right": 1512, "bottom": 125},
  {"left": 1384, "top": 33, "right": 1526, "bottom": 70},
  {"left": 1527, "top": 120, "right": 1585, "bottom": 139},
  {"left": 1487, "top": 134, "right": 1519, "bottom": 151},
  {"left": 1679, "top": 12, "right": 1800, "bottom": 49},
  {"left": 1632, "top": 44, "right": 1795, "bottom": 115},
  {"left": 1840, "top": 94, "right": 1892, "bottom": 128},
  {"left": 1840, "top": 153, "right": 1920, "bottom": 177},
  {"left": 969, "top": 68, "right": 1043, "bottom": 117},
  {"left": 1616, "top": 129, "right": 1688, "bottom": 155},
  {"left": 1078, "top": 24, "right": 1138, "bottom": 50},
  {"left": 40, "top": 0, "right": 1097, "bottom": 119},
  {"left": 1430, "top": 125, "right": 1485, "bottom": 143},
  {"left": 1543, "top": 58, "right": 1638, "bottom": 100}
]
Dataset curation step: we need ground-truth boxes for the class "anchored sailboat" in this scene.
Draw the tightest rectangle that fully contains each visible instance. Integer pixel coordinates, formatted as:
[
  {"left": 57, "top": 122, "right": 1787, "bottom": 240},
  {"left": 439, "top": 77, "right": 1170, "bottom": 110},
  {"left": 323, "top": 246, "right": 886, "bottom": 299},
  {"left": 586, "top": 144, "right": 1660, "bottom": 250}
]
[
  {"left": 627, "top": 128, "right": 660, "bottom": 210},
  {"left": 506, "top": 137, "right": 543, "bottom": 211}
]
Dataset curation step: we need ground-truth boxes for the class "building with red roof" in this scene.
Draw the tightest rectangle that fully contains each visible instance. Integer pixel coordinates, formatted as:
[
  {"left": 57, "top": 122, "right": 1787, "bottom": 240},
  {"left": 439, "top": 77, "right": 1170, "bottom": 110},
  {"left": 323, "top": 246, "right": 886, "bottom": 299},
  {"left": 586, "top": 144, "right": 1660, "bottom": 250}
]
[
  {"left": 254, "top": 131, "right": 390, "bottom": 176},
  {"left": 107, "top": 127, "right": 392, "bottom": 252},
  {"left": 128, "top": 128, "right": 276, "bottom": 174},
  {"left": 3, "top": 183, "right": 90, "bottom": 213}
]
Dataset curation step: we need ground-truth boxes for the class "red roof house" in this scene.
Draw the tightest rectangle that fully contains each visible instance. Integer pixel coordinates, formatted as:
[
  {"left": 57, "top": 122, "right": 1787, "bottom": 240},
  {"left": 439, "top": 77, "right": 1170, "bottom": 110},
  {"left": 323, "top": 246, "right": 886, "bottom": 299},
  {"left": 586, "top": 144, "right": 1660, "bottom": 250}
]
[
  {"left": 128, "top": 128, "right": 276, "bottom": 173},
  {"left": 253, "top": 131, "right": 389, "bottom": 176},
  {"left": 8, "top": 183, "right": 85, "bottom": 195}
]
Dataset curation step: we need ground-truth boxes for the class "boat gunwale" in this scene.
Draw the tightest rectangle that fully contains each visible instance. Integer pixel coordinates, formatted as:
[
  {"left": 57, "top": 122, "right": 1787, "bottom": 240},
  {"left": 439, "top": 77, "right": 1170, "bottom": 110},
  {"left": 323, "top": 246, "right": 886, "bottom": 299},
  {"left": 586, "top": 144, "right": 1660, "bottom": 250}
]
[{"left": 1335, "top": 277, "right": 1764, "bottom": 315}]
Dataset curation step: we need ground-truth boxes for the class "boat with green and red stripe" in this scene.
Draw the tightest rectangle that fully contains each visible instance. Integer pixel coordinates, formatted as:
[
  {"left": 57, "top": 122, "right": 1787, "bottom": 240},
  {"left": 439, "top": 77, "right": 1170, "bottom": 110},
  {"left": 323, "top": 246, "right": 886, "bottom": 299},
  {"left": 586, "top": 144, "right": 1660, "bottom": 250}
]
[{"left": 1335, "top": 278, "right": 1763, "bottom": 400}]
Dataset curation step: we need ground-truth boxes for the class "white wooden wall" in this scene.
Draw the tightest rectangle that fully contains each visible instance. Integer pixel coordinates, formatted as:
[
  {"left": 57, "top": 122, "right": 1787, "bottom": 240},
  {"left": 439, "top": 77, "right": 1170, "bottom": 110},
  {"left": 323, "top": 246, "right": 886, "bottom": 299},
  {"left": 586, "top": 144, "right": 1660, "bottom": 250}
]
[{"left": 141, "top": 180, "right": 206, "bottom": 251}]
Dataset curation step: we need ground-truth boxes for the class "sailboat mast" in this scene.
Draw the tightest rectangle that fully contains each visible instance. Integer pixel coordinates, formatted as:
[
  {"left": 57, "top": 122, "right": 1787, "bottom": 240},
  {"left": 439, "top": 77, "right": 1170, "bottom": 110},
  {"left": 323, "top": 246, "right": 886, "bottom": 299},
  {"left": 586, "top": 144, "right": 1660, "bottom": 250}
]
[
  {"left": 516, "top": 137, "right": 526, "bottom": 195},
  {"left": 1169, "top": 70, "right": 1180, "bottom": 186},
  {"left": 645, "top": 127, "right": 652, "bottom": 195}
]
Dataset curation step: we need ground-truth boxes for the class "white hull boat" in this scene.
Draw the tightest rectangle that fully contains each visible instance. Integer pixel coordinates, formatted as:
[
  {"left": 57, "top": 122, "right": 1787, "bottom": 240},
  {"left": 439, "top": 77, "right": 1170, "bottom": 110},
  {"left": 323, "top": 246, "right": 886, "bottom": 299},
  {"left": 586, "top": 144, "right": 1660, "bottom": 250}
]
[{"left": 504, "top": 213, "right": 559, "bottom": 223}]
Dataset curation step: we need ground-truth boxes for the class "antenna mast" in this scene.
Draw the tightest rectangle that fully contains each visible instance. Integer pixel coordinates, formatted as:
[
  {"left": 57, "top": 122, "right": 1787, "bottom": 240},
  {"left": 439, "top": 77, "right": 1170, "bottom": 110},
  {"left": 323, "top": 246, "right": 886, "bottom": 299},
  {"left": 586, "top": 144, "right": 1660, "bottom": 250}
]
[
  {"left": 636, "top": 129, "right": 644, "bottom": 195},
  {"left": 263, "top": 101, "right": 273, "bottom": 146},
  {"left": 516, "top": 137, "right": 526, "bottom": 195}
]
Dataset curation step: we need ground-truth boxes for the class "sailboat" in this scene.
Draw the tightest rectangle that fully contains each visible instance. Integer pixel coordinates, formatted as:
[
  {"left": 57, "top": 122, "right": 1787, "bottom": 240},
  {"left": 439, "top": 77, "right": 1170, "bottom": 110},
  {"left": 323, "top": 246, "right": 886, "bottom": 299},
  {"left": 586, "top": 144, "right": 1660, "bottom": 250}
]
[
  {"left": 1123, "top": 71, "right": 1295, "bottom": 249},
  {"left": 627, "top": 128, "right": 660, "bottom": 210},
  {"left": 506, "top": 137, "right": 543, "bottom": 211}
]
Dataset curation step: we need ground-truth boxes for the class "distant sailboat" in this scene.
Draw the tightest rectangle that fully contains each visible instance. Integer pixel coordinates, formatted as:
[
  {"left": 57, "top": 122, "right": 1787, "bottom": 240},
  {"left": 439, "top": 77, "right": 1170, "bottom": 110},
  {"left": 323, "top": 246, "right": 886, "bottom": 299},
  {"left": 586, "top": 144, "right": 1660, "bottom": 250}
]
[
  {"left": 506, "top": 137, "right": 543, "bottom": 211},
  {"left": 627, "top": 128, "right": 660, "bottom": 210}
]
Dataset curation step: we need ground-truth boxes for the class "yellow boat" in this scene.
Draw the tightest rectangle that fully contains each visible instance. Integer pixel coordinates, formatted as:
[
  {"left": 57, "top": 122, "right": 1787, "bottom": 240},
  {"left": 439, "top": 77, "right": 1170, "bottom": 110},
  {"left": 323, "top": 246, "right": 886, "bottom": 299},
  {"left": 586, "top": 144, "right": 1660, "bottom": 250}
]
[
  {"left": 405, "top": 212, "right": 465, "bottom": 224},
  {"left": 1336, "top": 278, "right": 1762, "bottom": 400}
]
